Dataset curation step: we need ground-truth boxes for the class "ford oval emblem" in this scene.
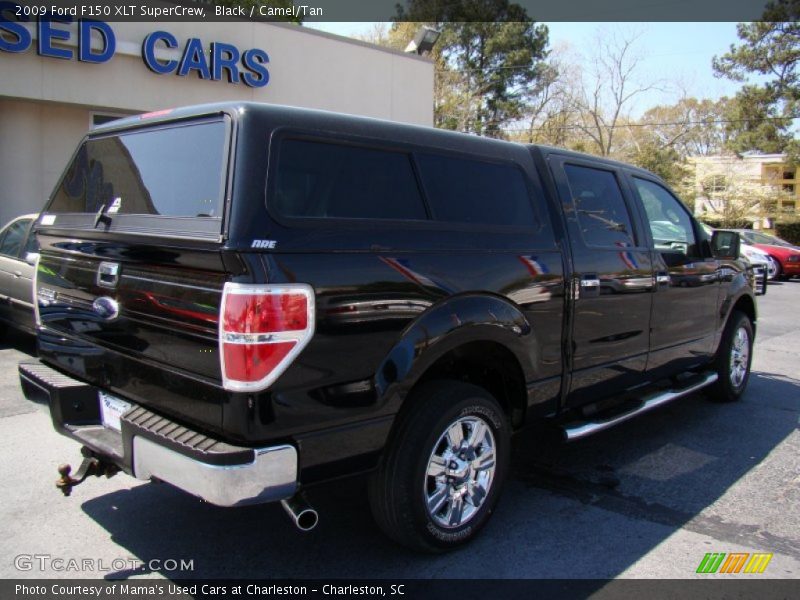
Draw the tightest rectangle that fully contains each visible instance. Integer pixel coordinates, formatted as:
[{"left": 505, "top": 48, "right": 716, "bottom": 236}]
[{"left": 92, "top": 297, "right": 120, "bottom": 321}]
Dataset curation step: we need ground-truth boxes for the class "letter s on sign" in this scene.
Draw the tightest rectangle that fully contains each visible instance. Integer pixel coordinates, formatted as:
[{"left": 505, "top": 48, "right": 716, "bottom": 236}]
[
  {"left": 0, "top": 1, "right": 31, "bottom": 53},
  {"left": 242, "top": 48, "right": 269, "bottom": 88}
]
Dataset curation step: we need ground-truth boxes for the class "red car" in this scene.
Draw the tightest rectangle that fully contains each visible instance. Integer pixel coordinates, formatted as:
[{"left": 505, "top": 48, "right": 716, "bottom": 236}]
[{"left": 733, "top": 230, "right": 800, "bottom": 279}]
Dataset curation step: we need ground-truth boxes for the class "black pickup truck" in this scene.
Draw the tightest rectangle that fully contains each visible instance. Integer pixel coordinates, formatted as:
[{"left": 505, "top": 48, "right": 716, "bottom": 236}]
[{"left": 19, "top": 102, "right": 755, "bottom": 553}]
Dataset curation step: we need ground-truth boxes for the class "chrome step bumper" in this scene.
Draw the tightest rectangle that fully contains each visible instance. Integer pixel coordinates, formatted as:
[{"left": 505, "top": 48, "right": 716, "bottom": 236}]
[
  {"left": 133, "top": 437, "right": 297, "bottom": 507},
  {"left": 20, "top": 359, "right": 298, "bottom": 507}
]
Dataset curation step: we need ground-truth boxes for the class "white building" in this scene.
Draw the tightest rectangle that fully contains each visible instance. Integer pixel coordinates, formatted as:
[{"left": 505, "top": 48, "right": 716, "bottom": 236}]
[{"left": 0, "top": 18, "right": 434, "bottom": 225}]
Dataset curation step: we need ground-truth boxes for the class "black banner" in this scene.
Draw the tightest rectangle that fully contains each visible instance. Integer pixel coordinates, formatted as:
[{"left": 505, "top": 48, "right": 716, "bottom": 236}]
[
  {"left": 4, "top": 579, "right": 800, "bottom": 600},
  {"left": 0, "top": 0, "right": 778, "bottom": 23}
]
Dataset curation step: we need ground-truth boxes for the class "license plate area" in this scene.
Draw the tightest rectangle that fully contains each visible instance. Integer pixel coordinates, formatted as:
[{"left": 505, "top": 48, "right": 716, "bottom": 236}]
[{"left": 99, "top": 391, "right": 132, "bottom": 432}]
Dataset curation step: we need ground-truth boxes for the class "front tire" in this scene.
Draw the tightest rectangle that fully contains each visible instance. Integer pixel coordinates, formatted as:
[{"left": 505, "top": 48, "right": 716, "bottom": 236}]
[
  {"left": 766, "top": 255, "right": 779, "bottom": 280},
  {"left": 707, "top": 311, "right": 754, "bottom": 403},
  {"left": 368, "top": 381, "right": 510, "bottom": 553}
]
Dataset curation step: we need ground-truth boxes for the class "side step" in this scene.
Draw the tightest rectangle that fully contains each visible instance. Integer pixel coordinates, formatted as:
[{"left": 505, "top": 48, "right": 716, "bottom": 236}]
[{"left": 562, "top": 371, "right": 718, "bottom": 441}]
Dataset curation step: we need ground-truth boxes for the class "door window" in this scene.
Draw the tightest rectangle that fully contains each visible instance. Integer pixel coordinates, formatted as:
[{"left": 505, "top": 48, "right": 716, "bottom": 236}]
[
  {"left": 633, "top": 178, "right": 697, "bottom": 258},
  {"left": 563, "top": 164, "right": 636, "bottom": 247}
]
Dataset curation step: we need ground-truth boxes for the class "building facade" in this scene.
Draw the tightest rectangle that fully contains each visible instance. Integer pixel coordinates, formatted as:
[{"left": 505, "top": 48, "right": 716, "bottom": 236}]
[
  {"left": 691, "top": 153, "right": 798, "bottom": 227},
  {"left": 0, "top": 18, "right": 434, "bottom": 225}
]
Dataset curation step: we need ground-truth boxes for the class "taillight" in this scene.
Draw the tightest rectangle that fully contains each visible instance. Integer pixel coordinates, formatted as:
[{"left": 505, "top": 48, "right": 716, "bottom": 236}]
[{"left": 219, "top": 283, "right": 315, "bottom": 392}]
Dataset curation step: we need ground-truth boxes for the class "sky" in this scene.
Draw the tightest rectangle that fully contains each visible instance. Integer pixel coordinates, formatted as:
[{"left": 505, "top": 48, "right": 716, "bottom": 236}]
[{"left": 305, "top": 22, "right": 747, "bottom": 116}]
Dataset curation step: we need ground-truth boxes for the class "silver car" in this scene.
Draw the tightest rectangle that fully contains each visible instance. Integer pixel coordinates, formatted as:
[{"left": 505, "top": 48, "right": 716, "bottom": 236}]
[{"left": 0, "top": 214, "right": 39, "bottom": 336}]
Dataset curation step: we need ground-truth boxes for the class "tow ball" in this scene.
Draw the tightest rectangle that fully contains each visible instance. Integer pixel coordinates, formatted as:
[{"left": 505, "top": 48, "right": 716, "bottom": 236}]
[{"left": 56, "top": 448, "right": 120, "bottom": 497}]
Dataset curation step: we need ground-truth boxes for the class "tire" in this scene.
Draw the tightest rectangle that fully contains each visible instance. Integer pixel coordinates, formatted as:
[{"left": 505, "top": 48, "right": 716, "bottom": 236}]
[
  {"left": 766, "top": 255, "right": 779, "bottom": 280},
  {"left": 368, "top": 380, "right": 510, "bottom": 553},
  {"left": 707, "top": 311, "right": 754, "bottom": 403}
]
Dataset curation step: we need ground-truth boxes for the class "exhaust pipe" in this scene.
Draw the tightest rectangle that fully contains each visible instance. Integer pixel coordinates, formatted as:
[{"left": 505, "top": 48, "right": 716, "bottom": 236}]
[{"left": 281, "top": 494, "right": 319, "bottom": 531}]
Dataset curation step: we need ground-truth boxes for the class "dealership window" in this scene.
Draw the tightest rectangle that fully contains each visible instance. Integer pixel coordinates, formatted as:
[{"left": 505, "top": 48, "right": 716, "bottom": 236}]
[{"left": 91, "top": 113, "right": 128, "bottom": 128}]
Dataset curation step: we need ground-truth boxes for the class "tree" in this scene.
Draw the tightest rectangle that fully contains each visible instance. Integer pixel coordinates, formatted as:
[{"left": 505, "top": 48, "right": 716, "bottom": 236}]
[
  {"left": 393, "top": 1, "right": 551, "bottom": 138},
  {"left": 567, "top": 28, "right": 661, "bottom": 156},
  {"left": 712, "top": 0, "right": 800, "bottom": 159}
]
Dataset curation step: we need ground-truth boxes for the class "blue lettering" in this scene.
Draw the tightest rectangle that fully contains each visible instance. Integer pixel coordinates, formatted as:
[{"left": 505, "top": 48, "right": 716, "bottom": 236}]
[
  {"left": 0, "top": 1, "right": 30, "bottom": 53},
  {"left": 178, "top": 37, "right": 210, "bottom": 80},
  {"left": 142, "top": 30, "right": 178, "bottom": 74},
  {"left": 210, "top": 42, "right": 240, "bottom": 84},
  {"left": 78, "top": 20, "right": 115, "bottom": 64},
  {"left": 242, "top": 48, "right": 269, "bottom": 88},
  {"left": 38, "top": 16, "right": 72, "bottom": 60}
]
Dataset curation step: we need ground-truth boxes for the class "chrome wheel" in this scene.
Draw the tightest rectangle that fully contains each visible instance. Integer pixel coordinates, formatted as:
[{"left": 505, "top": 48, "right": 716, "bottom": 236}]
[
  {"left": 729, "top": 326, "right": 750, "bottom": 388},
  {"left": 766, "top": 256, "right": 779, "bottom": 280},
  {"left": 424, "top": 416, "right": 496, "bottom": 529}
]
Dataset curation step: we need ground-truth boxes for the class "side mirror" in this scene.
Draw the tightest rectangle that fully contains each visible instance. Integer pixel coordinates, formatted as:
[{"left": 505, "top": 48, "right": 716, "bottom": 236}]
[
  {"left": 711, "top": 231, "right": 741, "bottom": 260},
  {"left": 24, "top": 252, "right": 40, "bottom": 266}
]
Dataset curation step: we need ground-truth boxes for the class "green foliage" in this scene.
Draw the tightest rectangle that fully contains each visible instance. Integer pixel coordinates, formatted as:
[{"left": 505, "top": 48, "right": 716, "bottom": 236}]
[
  {"left": 395, "top": 1, "right": 550, "bottom": 138},
  {"left": 629, "top": 142, "right": 687, "bottom": 188},
  {"left": 721, "top": 86, "right": 794, "bottom": 155},
  {"left": 713, "top": 0, "right": 799, "bottom": 157},
  {"left": 775, "top": 220, "right": 800, "bottom": 244}
]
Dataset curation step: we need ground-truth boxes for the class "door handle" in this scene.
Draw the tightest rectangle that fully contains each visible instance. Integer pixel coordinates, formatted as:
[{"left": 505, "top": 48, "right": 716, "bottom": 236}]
[
  {"left": 13, "top": 271, "right": 22, "bottom": 278},
  {"left": 655, "top": 272, "right": 670, "bottom": 289},
  {"left": 579, "top": 275, "right": 601, "bottom": 298}
]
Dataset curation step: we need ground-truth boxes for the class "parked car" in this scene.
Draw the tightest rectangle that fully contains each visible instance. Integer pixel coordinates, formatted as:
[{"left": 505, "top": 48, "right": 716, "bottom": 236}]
[
  {"left": 19, "top": 103, "right": 756, "bottom": 553},
  {"left": 0, "top": 214, "right": 39, "bottom": 337},
  {"left": 731, "top": 229, "right": 800, "bottom": 280},
  {"left": 702, "top": 224, "right": 767, "bottom": 294},
  {"left": 739, "top": 243, "right": 769, "bottom": 294}
]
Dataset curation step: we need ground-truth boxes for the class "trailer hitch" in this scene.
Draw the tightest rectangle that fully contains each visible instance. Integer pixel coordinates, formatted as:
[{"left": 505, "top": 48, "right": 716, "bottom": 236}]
[{"left": 56, "top": 449, "right": 119, "bottom": 497}]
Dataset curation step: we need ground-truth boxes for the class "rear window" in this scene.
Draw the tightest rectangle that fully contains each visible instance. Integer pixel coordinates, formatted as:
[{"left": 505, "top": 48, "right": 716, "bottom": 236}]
[
  {"left": 416, "top": 154, "right": 538, "bottom": 228},
  {"left": 271, "top": 138, "right": 540, "bottom": 230},
  {"left": 45, "top": 119, "right": 228, "bottom": 237},
  {"left": 272, "top": 139, "right": 427, "bottom": 221}
]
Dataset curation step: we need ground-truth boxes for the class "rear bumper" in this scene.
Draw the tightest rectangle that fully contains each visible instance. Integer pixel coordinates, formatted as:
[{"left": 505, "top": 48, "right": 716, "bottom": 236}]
[{"left": 19, "top": 360, "right": 297, "bottom": 507}]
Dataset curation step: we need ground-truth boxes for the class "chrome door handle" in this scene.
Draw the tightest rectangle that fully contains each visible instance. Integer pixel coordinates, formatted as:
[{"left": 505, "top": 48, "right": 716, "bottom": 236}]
[{"left": 580, "top": 278, "right": 600, "bottom": 288}]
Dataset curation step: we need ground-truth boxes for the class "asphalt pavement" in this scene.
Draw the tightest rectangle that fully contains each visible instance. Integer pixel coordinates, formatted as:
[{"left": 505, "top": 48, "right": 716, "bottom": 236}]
[{"left": 0, "top": 281, "right": 798, "bottom": 581}]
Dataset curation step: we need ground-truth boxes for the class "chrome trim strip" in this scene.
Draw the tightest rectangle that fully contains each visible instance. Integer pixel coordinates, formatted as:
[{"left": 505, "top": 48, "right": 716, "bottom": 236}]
[
  {"left": 564, "top": 372, "right": 719, "bottom": 441},
  {"left": 132, "top": 437, "right": 297, "bottom": 507},
  {"left": 121, "top": 274, "right": 221, "bottom": 293}
]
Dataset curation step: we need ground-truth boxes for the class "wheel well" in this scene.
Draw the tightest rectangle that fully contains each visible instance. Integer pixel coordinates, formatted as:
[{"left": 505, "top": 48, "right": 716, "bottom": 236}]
[
  {"left": 731, "top": 294, "right": 756, "bottom": 327},
  {"left": 412, "top": 341, "right": 527, "bottom": 428}
]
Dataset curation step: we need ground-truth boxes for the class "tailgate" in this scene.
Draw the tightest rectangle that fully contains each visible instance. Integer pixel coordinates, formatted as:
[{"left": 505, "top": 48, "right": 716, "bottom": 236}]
[
  {"left": 36, "top": 239, "right": 228, "bottom": 431},
  {"left": 33, "top": 113, "right": 235, "bottom": 431}
]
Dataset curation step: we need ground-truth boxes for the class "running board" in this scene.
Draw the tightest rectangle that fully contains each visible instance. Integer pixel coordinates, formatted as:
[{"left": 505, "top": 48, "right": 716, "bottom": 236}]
[{"left": 562, "top": 372, "right": 719, "bottom": 441}]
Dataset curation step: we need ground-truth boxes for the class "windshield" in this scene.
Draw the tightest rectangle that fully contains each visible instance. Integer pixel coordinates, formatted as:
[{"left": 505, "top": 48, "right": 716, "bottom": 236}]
[
  {"left": 46, "top": 119, "right": 228, "bottom": 232},
  {"left": 740, "top": 230, "right": 793, "bottom": 247}
]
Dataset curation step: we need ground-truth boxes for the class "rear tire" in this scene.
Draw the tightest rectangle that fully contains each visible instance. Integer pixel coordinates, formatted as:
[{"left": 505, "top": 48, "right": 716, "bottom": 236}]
[
  {"left": 707, "top": 311, "right": 753, "bottom": 403},
  {"left": 368, "top": 381, "right": 510, "bottom": 553}
]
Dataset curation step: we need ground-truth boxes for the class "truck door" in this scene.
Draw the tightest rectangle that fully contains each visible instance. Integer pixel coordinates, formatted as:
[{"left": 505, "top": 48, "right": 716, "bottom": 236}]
[
  {"left": 550, "top": 158, "right": 654, "bottom": 407},
  {"left": 626, "top": 175, "right": 719, "bottom": 375}
]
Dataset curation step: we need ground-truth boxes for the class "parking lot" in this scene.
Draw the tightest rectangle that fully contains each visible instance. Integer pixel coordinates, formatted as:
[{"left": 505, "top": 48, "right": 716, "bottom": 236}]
[{"left": 0, "top": 282, "right": 798, "bottom": 581}]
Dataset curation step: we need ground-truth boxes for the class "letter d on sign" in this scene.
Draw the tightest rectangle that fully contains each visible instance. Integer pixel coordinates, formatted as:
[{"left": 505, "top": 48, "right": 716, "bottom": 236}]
[{"left": 79, "top": 20, "right": 116, "bottom": 63}]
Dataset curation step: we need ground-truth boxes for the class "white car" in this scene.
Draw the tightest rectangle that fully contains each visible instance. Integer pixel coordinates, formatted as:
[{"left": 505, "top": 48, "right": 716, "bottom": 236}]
[
  {"left": 0, "top": 214, "right": 39, "bottom": 336},
  {"left": 739, "top": 242, "right": 769, "bottom": 295}
]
